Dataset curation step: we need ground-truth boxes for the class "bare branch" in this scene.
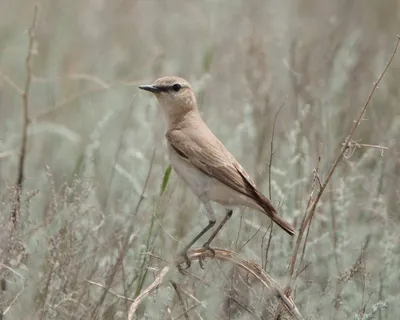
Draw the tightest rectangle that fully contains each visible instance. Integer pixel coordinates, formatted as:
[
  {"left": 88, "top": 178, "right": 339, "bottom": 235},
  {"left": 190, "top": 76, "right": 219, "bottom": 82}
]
[
  {"left": 171, "top": 281, "right": 189, "bottom": 320},
  {"left": 128, "top": 266, "right": 170, "bottom": 319},
  {"left": 11, "top": 4, "right": 39, "bottom": 227},
  {"left": 265, "top": 99, "right": 287, "bottom": 269},
  {"left": 84, "top": 279, "right": 134, "bottom": 302},
  {"left": 268, "top": 99, "right": 287, "bottom": 199}
]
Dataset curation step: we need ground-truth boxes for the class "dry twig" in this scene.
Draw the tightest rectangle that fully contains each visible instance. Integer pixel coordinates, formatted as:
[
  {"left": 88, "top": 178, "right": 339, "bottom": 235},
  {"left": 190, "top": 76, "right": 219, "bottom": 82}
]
[
  {"left": 171, "top": 281, "right": 189, "bottom": 320},
  {"left": 11, "top": 4, "right": 38, "bottom": 227},
  {"left": 84, "top": 279, "right": 135, "bottom": 302},
  {"left": 265, "top": 100, "right": 287, "bottom": 269},
  {"left": 128, "top": 266, "right": 170, "bottom": 320}
]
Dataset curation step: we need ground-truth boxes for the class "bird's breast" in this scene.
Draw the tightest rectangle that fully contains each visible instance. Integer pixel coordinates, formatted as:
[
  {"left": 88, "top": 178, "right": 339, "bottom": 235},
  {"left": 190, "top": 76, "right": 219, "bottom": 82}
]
[{"left": 167, "top": 144, "right": 214, "bottom": 199}]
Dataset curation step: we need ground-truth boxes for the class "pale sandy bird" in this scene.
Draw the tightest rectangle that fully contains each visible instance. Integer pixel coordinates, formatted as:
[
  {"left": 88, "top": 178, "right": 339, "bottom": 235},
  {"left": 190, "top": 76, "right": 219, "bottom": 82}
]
[{"left": 139, "top": 76, "right": 295, "bottom": 268}]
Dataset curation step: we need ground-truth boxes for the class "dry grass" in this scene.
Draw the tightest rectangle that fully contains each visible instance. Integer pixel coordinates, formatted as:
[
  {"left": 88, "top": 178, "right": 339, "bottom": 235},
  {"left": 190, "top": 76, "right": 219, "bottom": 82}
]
[{"left": 1, "top": 1, "right": 400, "bottom": 319}]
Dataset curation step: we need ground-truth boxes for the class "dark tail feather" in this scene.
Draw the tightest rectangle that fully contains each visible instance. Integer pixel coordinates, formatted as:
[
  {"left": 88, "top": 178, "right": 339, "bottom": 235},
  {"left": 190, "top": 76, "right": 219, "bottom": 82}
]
[
  {"left": 235, "top": 168, "right": 295, "bottom": 236},
  {"left": 257, "top": 192, "right": 295, "bottom": 236}
]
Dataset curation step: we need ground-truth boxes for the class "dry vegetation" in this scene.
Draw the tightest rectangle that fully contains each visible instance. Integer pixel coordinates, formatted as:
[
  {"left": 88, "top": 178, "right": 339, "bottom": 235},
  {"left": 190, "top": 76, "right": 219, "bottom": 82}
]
[{"left": 1, "top": 1, "right": 400, "bottom": 319}]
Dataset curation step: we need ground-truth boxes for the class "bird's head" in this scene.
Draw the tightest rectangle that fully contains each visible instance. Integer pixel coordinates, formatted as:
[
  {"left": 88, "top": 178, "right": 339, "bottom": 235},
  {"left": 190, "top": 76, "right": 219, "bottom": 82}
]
[{"left": 139, "top": 76, "right": 198, "bottom": 125}]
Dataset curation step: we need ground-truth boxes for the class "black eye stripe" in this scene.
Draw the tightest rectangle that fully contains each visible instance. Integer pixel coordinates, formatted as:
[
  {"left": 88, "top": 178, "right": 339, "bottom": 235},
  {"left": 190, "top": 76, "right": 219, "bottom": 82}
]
[
  {"left": 156, "top": 86, "right": 171, "bottom": 92},
  {"left": 156, "top": 84, "right": 182, "bottom": 92}
]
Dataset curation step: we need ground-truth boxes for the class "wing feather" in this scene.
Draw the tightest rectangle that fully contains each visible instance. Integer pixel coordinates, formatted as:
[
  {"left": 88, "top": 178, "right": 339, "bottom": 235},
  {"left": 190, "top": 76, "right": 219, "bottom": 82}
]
[{"left": 167, "top": 129, "right": 255, "bottom": 199}]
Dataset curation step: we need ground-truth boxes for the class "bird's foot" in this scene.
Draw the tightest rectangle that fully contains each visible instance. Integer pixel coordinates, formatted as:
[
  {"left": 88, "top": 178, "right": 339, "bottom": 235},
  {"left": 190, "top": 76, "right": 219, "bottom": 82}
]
[
  {"left": 199, "top": 242, "right": 216, "bottom": 269},
  {"left": 176, "top": 250, "right": 191, "bottom": 273}
]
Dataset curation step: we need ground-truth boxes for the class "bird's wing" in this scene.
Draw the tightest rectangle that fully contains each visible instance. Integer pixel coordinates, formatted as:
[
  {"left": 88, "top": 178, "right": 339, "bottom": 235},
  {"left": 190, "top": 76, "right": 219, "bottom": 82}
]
[{"left": 166, "top": 128, "right": 258, "bottom": 199}]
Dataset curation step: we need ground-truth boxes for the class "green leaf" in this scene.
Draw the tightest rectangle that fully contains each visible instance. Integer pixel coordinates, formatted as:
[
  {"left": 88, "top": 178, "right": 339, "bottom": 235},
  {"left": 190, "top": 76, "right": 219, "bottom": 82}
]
[{"left": 160, "top": 164, "right": 172, "bottom": 196}]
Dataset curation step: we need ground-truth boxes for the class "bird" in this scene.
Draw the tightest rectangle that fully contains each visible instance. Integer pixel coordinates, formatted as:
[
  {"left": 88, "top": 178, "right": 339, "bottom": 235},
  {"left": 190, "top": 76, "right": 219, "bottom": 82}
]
[{"left": 139, "top": 76, "right": 295, "bottom": 268}]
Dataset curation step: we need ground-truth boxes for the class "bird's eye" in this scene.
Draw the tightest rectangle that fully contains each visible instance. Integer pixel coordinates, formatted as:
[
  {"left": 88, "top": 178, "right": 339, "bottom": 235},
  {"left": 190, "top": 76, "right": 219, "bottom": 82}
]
[{"left": 172, "top": 83, "right": 181, "bottom": 92}]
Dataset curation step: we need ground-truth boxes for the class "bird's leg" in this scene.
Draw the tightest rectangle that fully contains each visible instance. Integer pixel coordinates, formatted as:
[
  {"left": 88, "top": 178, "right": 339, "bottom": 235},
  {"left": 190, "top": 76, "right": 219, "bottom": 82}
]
[
  {"left": 178, "top": 220, "right": 215, "bottom": 270},
  {"left": 203, "top": 209, "right": 233, "bottom": 250},
  {"left": 177, "top": 202, "right": 216, "bottom": 270},
  {"left": 199, "top": 209, "right": 233, "bottom": 269}
]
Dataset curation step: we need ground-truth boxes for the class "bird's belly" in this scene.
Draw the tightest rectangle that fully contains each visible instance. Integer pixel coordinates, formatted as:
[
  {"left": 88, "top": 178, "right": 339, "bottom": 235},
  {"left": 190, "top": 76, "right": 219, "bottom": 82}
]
[
  {"left": 207, "top": 179, "right": 257, "bottom": 208},
  {"left": 168, "top": 146, "right": 214, "bottom": 198}
]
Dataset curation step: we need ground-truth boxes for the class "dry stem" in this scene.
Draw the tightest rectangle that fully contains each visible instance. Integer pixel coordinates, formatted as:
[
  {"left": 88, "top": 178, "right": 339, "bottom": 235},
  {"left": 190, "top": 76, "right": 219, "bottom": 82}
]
[
  {"left": 265, "top": 100, "right": 287, "bottom": 269},
  {"left": 11, "top": 4, "right": 38, "bottom": 227},
  {"left": 128, "top": 266, "right": 170, "bottom": 320},
  {"left": 171, "top": 281, "right": 189, "bottom": 320}
]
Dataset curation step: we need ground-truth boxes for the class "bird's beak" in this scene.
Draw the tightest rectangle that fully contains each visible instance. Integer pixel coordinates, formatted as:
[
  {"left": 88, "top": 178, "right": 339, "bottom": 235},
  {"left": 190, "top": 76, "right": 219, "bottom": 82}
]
[{"left": 139, "top": 84, "right": 160, "bottom": 93}]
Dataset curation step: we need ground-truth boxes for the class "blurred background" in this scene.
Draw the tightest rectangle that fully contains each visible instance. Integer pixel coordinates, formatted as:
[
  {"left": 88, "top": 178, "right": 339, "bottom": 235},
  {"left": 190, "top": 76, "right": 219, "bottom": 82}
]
[{"left": 1, "top": 0, "right": 399, "bottom": 319}]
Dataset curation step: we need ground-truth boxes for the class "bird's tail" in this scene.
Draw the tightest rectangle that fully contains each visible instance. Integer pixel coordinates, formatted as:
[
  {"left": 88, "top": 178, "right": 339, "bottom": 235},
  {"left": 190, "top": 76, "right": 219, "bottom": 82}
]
[
  {"left": 235, "top": 167, "right": 295, "bottom": 236},
  {"left": 256, "top": 192, "right": 296, "bottom": 236}
]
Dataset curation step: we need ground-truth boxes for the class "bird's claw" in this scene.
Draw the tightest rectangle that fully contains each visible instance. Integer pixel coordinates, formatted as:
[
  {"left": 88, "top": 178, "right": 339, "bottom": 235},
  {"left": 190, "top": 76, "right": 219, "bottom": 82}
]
[
  {"left": 177, "top": 250, "right": 191, "bottom": 273},
  {"left": 203, "top": 243, "right": 216, "bottom": 258},
  {"left": 199, "top": 243, "right": 215, "bottom": 269}
]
